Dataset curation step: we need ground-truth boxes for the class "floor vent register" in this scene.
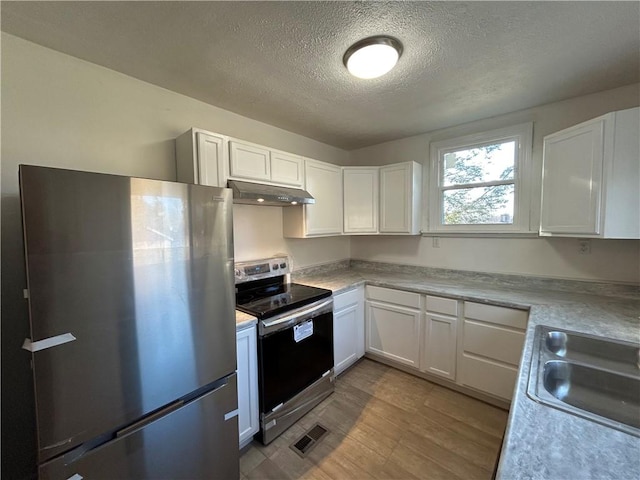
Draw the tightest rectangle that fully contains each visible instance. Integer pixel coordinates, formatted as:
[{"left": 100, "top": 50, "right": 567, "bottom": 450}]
[{"left": 290, "top": 423, "right": 329, "bottom": 458}]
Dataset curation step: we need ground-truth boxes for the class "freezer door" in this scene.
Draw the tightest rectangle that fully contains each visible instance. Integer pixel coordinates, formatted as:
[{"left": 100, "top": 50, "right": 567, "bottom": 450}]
[
  {"left": 19, "top": 166, "right": 237, "bottom": 462},
  {"left": 39, "top": 373, "right": 239, "bottom": 480}
]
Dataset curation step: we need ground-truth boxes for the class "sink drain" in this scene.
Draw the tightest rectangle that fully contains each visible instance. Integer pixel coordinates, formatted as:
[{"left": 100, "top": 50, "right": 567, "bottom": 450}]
[{"left": 290, "top": 423, "right": 328, "bottom": 458}]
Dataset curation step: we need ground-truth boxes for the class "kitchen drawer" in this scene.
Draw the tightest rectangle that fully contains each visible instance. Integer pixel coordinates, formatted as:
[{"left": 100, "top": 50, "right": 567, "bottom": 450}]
[
  {"left": 366, "top": 286, "right": 421, "bottom": 309},
  {"left": 460, "top": 353, "right": 518, "bottom": 401},
  {"left": 464, "top": 302, "right": 528, "bottom": 330},
  {"left": 333, "top": 287, "right": 362, "bottom": 311},
  {"left": 463, "top": 320, "right": 525, "bottom": 366},
  {"left": 426, "top": 295, "right": 458, "bottom": 316}
]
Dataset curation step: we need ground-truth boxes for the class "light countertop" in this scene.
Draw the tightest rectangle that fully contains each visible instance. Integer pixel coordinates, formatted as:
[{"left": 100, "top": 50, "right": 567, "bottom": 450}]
[
  {"left": 235, "top": 310, "right": 257, "bottom": 330},
  {"left": 293, "top": 266, "right": 640, "bottom": 480}
]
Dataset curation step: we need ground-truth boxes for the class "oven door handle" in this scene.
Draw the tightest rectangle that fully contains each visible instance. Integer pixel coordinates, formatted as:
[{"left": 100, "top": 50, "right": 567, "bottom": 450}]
[{"left": 261, "top": 298, "right": 333, "bottom": 332}]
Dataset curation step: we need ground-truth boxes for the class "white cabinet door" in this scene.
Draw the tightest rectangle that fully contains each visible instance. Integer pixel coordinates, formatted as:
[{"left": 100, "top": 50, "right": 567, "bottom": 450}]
[
  {"left": 196, "top": 132, "right": 226, "bottom": 187},
  {"left": 343, "top": 167, "right": 379, "bottom": 234},
  {"left": 379, "top": 162, "right": 422, "bottom": 235},
  {"left": 459, "top": 355, "right": 519, "bottom": 401},
  {"left": 540, "top": 107, "right": 639, "bottom": 239},
  {"left": 282, "top": 159, "right": 343, "bottom": 237},
  {"left": 366, "top": 301, "right": 420, "bottom": 368},
  {"left": 540, "top": 118, "right": 604, "bottom": 235},
  {"left": 458, "top": 302, "right": 527, "bottom": 401},
  {"left": 270, "top": 151, "right": 303, "bottom": 187},
  {"left": 333, "top": 287, "right": 365, "bottom": 375},
  {"left": 229, "top": 141, "right": 271, "bottom": 181},
  {"left": 421, "top": 312, "right": 457, "bottom": 380},
  {"left": 334, "top": 303, "right": 359, "bottom": 375},
  {"left": 236, "top": 325, "right": 258, "bottom": 448},
  {"left": 176, "top": 129, "right": 227, "bottom": 188},
  {"left": 303, "top": 159, "right": 343, "bottom": 236}
]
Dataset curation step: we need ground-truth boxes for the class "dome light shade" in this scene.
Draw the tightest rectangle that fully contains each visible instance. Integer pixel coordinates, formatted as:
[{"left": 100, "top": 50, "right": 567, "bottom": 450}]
[{"left": 344, "top": 36, "right": 403, "bottom": 79}]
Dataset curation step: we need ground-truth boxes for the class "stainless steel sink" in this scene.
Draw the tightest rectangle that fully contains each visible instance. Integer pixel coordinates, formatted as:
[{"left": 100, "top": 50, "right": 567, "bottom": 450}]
[{"left": 528, "top": 326, "right": 640, "bottom": 436}]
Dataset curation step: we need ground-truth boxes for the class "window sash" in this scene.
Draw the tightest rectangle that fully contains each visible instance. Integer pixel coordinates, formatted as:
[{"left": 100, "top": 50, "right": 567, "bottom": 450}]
[
  {"left": 440, "top": 140, "right": 517, "bottom": 188},
  {"left": 427, "top": 123, "right": 533, "bottom": 234}
]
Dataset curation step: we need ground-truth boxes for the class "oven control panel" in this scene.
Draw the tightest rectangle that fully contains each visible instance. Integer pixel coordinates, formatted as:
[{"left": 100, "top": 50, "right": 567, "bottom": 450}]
[{"left": 234, "top": 256, "right": 290, "bottom": 283}]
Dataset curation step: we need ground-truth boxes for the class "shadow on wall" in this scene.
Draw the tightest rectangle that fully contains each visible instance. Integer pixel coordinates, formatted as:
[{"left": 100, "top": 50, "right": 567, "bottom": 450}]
[
  {"left": 350, "top": 235, "right": 422, "bottom": 263},
  {"left": 543, "top": 237, "right": 640, "bottom": 284},
  {"left": 1, "top": 194, "right": 38, "bottom": 480}
]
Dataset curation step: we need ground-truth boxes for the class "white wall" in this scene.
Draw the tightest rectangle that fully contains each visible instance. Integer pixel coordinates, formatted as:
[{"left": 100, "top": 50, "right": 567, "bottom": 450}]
[
  {"left": 350, "top": 83, "right": 640, "bottom": 284},
  {"left": 0, "top": 33, "right": 349, "bottom": 479},
  {"left": 1, "top": 32, "right": 351, "bottom": 265},
  {"left": 233, "top": 205, "right": 350, "bottom": 266}
]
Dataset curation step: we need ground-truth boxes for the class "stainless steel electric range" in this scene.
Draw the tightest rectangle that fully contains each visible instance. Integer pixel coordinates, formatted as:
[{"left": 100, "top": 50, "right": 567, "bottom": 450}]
[{"left": 234, "top": 257, "right": 334, "bottom": 445}]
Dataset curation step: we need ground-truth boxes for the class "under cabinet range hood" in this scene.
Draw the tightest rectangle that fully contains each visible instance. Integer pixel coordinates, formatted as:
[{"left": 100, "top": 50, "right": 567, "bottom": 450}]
[{"left": 227, "top": 180, "right": 315, "bottom": 206}]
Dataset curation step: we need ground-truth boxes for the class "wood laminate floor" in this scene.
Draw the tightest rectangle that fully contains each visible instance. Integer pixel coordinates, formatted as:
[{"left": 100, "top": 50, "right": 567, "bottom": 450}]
[{"left": 240, "top": 358, "right": 509, "bottom": 480}]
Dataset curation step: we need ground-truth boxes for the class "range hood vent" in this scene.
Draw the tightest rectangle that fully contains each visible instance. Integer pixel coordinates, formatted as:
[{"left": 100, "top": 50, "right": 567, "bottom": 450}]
[{"left": 227, "top": 180, "right": 315, "bottom": 206}]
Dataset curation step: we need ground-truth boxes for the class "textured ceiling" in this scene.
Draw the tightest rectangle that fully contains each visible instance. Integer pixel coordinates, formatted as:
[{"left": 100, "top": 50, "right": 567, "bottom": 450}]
[{"left": 2, "top": 1, "right": 639, "bottom": 149}]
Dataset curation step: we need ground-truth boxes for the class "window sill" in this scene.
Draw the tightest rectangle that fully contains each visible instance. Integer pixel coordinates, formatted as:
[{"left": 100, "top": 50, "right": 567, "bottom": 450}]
[{"left": 421, "top": 231, "right": 539, "bottom": 238}]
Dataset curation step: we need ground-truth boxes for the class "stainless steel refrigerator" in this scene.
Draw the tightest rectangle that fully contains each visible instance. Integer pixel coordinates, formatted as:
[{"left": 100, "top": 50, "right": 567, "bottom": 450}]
[{"left": 19, "top": 165, "right": 239, "bottom": 479}]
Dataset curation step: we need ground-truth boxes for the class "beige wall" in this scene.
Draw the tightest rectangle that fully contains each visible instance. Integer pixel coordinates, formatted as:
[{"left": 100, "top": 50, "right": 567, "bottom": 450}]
[
  {"left": 1, "top": 33, "right": 351, "bottom": 265},
  {"left": 0, "top": 33, "right": 349, "bottom": 479},
  {"left": 233, "top": 205, "right": 350, "bottom": 266},
  {"left": 350, "top": 83, "right": 640, "bottom": 284}
]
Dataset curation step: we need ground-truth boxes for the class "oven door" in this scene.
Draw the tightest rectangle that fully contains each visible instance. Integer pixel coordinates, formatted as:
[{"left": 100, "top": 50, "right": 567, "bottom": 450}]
[{"left": 257, "top": 298, "right": 333, "bottom": 414}]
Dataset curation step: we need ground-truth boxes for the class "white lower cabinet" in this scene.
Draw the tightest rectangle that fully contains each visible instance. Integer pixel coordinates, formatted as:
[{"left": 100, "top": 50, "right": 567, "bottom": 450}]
[
  {"left": 421, "top": 295, "right": 459, "bottom": 381},
  {"left": 459, "top": 302, "right": 527, "bottom": 401},
  {"left": 236, "top": 324, "right": 259, "bottom": 448},
  {"left": 365, "top": 286, "right": 421, "bottom": 368},
  {"left": 362, "top": 285, "right": 528, "bottom": 405},
  {"left": 333, "top": 286, "right": 365, "bottom": 375}
]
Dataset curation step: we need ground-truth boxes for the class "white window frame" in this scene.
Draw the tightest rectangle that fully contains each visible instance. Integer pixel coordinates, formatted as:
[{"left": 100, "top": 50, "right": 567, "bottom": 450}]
[{"left": 427, "top": 123, "right": 534, "bottom": 234}]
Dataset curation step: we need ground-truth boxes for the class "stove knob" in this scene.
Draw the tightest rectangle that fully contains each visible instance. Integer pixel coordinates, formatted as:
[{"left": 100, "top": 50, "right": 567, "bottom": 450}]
[
  {"left": 272, "top": 264, "right": 279, "bottom": 270},
  {"left": 234, "top": 268, "right": 242, "bottom": 278},
  {"left": 280, "top": 263, "right": 287, "bottom": 269}
]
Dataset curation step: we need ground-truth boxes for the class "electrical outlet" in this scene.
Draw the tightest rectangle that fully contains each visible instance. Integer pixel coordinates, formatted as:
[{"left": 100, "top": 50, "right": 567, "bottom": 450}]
[
  {"left": 432, "top": 237, "right": 440, "bottom": 248},
  {"left": 578, "top": 239, "right": 591, "bottom": 255}
]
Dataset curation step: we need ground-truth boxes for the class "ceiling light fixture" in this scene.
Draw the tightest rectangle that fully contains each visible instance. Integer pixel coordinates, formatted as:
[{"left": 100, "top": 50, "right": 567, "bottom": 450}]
[{"left": 343, "top": 36, "right": 403, "bottom": 79}]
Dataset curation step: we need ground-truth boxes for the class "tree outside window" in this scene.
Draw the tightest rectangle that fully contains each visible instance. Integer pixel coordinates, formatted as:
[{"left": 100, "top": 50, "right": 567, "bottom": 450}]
[{"left": 428, "top": 123, "right": 533, "bottom": 234}]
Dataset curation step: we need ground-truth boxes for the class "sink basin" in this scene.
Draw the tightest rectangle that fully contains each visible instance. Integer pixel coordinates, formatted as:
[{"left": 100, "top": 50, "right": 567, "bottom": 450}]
[
  {"left": 528, "top": 326, "right": 640, "bottom": 436},
  {"left": 543, "top": 360, "right": 640, "bottom": 430},
  {"left": 544, "top": 330, "right": 639, "bottom": 376}
]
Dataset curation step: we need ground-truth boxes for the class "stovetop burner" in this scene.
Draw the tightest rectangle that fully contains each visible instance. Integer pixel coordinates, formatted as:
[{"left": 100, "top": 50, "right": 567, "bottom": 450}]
[
  {"left": 234, "top": 256, "right": 332, "bottom": 320},
  {"left": 236, "top": 281, "right": 331, "bottom": 320}
]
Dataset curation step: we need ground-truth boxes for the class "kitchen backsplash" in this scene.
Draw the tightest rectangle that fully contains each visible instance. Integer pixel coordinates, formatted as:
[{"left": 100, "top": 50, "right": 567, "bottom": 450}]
[{"left": 293, "top": 259, "right": 640, "bottom": 299}]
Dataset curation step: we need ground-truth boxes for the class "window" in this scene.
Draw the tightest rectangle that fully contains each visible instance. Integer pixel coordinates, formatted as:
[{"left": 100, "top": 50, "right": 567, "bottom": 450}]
[{"left": 428, "top": 123, "right": 533, "bottom": 234}]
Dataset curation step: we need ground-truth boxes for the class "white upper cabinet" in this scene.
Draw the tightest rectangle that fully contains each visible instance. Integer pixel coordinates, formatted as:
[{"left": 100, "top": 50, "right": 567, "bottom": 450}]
[
  {"left": 228, "top": 139, "right": 304, "bottom": 187},
  {"left": 343, "top": 167, "right": 379, "bottom": 234},
  {"left": 270, "top": 150, "right": 304, "bottom": 186},
  {"left": 379, "top": 161, "right": 422, "bottom": 235},
  {"left": 175, "top": 129, "right": 227, "bottom": 187},
  {"left": 283, "top": 158, "right": 343, "bottom": 237},
  {"left": 229, "top": 141, "right": 271, "bottom": 181},
  {"left": 540, "top": 107, "right": 639, "bottom": 238}
]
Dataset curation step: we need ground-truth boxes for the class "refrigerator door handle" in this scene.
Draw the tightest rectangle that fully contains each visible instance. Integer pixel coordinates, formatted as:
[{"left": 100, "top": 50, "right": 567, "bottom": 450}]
[
  {"left": 224, "top": 409, "right": 239, "bottom": 421},
  {"left": 116, "top": 400, "right": 184, "bottom": 438},
  {"left": 22, "top": 333, "right": 76, "bottom": 352}
]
